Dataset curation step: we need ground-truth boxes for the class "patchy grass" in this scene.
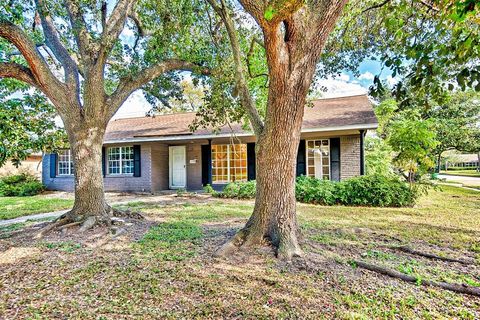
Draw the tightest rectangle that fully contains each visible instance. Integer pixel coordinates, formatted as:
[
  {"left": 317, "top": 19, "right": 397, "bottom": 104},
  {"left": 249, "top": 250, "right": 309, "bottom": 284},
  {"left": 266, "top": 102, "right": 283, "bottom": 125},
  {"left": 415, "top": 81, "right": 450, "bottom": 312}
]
[
  {"left": 0, "top": 196, "right": 73, "bottom": 220},
  {"left": 0, "top": 186, "right": 478, "bottom": 318},
  {"left": 441, "top": 170, "right": 480, "bottom": 177}
]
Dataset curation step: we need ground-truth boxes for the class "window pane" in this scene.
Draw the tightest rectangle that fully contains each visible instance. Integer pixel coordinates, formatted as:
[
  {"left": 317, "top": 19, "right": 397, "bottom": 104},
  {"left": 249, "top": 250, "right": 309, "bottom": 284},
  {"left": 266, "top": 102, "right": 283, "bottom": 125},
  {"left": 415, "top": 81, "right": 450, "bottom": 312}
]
[{"left": 306, "top": 140, "right": 330, "bottom": 180}]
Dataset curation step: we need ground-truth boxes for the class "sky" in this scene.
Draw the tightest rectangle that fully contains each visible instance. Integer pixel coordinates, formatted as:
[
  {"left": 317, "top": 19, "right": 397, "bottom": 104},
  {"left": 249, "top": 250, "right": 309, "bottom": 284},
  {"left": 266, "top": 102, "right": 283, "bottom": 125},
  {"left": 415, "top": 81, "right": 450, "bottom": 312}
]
[{"left": 113, "top": 59, "right": 397, "bottom": 120}]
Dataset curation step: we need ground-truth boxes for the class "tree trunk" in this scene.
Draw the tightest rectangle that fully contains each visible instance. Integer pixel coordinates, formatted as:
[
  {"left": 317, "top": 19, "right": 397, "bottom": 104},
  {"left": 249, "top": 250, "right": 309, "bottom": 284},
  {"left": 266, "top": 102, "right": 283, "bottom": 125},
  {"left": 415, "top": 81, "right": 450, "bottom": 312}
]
[
  {"left": 217, "top": 63, "right": 313, "bottom": 260},
  {"left": 62, "top": 121, "right": 111, "bottom": 230}
]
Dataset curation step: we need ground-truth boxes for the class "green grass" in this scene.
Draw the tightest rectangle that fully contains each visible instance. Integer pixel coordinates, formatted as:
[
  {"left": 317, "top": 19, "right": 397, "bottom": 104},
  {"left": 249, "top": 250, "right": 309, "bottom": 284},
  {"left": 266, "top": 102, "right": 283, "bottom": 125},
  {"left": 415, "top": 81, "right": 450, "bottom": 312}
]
[
  {"left": 0, "top": 196, "right": 73, "bottom": 220},
  {"left": 1, "top": 186, "right": 479, "bottom": 319},
  {"left": 441, "top": 169, "right": 480, "bottom": 177}
]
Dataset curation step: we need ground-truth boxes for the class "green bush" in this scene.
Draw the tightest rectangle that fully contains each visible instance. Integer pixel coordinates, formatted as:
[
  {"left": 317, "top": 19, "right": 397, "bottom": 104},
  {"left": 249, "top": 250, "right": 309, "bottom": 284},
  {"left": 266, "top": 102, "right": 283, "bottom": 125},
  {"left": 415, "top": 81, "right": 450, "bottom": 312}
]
[
  {"left": 0, "top": 173, "right": 45, "bottom": 196},
  {"left": 217, "top": 175, "right": 418, "bottom": 207},
  {"left": 219, "top": 180, "right": 256, "bottom": 199},
  {"left": 295, "top": 176, "right": 338, "bottom": 205},
  {"left": 337, "top": 175, "right": 418, "bottom": 207}
]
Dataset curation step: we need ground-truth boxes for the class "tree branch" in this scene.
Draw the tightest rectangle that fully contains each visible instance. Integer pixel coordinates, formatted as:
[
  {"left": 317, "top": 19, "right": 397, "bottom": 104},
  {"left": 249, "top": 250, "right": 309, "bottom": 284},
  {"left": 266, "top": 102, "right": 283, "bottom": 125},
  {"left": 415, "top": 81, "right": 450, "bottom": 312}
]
[
  {"left": 0, "top": 21, "right": 64, "bottom": 91},
  {"left": 35, "top": 0, "right": 80, "bottom": 92},
  {"left": 64, "top": 0, "right": 94, "bottom": 66},
  {"left": 107, "top": 59, "right": 209, "bottom": 119},
  {"left": 361, "top": 0, "right": 392, "bottom": 14},
  {"left": 206, "top": 0, "right": 264, "bottom": 136},
  {"left": 0, "top": 62, "right": 39, "bottom": 88},
  {"left": 102, "top": 0, "right": 136, "bottom": 53}
]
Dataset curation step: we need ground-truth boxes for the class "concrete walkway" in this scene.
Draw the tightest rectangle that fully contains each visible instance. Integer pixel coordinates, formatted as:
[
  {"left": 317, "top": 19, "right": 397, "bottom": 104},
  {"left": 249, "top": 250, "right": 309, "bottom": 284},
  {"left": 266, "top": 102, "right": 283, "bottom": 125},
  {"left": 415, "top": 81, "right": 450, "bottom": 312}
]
[
  {"left": 0, "top": 193, "right": 212, "bottom": 227},
  {"left": 438, "top": 174, "right": 480, "bottom": 189}
]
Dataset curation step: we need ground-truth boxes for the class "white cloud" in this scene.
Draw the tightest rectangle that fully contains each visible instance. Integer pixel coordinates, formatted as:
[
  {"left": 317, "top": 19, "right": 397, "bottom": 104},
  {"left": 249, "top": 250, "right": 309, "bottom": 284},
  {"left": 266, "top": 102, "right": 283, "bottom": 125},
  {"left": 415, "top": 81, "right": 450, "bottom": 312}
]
[
  {"left": 113, "top": 90, "right": 152, "bottom": 119},
  {"left": 385, "top": 75, "right": 399, "bottom": 87},
  {"left": 314, "top": 73, "right": 368, "bottom": 98},
  {"left": 358, "top": 71, "right": 375, "bottom": 81}
]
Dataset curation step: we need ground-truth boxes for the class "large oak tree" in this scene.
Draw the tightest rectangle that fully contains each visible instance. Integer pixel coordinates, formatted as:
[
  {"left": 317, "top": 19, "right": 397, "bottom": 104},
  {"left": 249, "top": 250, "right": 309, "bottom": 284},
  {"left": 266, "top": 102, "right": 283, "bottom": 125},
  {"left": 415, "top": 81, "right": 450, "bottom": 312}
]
[
  {"left": 0, "top": 0, "right": 208, "bottom": 231},
  {"left": 202, "top": 0, "right": 348, "bottom": 260}
]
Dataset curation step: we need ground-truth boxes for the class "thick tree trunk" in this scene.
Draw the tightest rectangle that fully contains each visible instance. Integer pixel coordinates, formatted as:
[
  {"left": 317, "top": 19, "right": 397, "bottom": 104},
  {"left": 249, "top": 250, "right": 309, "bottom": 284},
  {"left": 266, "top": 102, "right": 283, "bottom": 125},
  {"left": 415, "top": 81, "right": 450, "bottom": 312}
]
[
  {"left": 62, "top": 121, "right": 111, "bottom": 230},
  {"left": 217, "top": 62, "right": 314, "bottom": 260}
]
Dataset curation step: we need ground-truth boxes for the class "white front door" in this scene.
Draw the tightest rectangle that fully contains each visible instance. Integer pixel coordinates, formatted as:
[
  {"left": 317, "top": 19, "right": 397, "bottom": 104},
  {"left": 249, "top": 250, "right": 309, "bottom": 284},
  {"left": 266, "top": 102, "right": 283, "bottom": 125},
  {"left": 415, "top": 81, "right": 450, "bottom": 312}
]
[{"left": 169, "top": 146, "right": 186, "bottom": 189}]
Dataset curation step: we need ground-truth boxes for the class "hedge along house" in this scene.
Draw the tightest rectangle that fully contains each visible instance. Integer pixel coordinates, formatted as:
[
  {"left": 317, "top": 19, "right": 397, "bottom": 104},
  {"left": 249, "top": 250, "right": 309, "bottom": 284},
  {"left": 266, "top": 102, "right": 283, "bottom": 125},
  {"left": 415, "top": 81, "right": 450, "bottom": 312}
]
[{"left": 42, "top": 95, "right": 378, "bottom": 192}]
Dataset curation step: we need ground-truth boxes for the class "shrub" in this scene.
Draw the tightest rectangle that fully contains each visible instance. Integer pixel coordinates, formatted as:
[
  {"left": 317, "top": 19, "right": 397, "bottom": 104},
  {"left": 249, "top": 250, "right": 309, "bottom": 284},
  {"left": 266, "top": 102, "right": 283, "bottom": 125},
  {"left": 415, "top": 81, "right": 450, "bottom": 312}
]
[
  {"left": 0, "top": 173, "right": 45, "bottom": 196},
  {"left": 217, "top": 175, "right": 419, "bottom": 207},
  {"left": 295, "top": 176, "right": 338, "bottom": 205},
  {"left": 337, "top": 175, "right": 418, "bottom": 207},
  {"left": 217, "top": 180, "right": 256, "bottom": 199}
]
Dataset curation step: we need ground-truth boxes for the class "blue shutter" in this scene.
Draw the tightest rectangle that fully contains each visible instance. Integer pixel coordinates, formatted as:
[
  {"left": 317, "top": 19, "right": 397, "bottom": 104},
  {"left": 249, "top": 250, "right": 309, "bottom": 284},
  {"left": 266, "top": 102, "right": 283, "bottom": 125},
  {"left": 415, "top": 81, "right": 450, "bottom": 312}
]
[
  {"left": 49, "top": 153, "right": 57, "bottom": 178},
  {"left": 330, "top": 138, "right": 341, "bottom": 181},
  {"left": 133, "top": 145, "right": 141, "bottom": 177},
  {"left": 296, "top": 140, "right": 306, "bottom": 176},
  {"left": 247, "top": 143, "right": 256, "bottom": 181},
  {"left": 102, "top": 147, "right": 106, "bottom": 177},
  {"left": 201, "top": 144, "right": 212, "bottom": 185}
]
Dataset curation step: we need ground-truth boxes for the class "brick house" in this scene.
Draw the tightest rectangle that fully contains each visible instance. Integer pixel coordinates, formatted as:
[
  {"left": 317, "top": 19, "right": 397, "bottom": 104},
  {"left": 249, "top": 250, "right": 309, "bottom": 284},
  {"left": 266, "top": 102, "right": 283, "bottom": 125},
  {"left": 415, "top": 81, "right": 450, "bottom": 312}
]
[{"left": 42, "top": 95, "right": 378, "bottom": 192}]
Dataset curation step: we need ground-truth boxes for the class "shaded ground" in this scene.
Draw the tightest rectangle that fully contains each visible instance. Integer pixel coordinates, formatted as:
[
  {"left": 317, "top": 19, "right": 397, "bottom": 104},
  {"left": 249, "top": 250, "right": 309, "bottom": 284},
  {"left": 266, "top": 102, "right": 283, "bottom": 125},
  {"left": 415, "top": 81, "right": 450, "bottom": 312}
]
[{"left": 0, "top": 186, "right": 479, "bottom": 319}]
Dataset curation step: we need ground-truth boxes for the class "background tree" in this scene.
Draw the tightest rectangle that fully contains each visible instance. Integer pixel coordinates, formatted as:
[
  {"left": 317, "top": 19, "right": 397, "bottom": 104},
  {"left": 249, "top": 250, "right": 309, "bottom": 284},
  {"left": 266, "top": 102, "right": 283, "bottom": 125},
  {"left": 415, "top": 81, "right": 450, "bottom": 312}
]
[
  {"left": 0, "top": 79, "right": 67, "bottom": 167},
  {"left": 0, "top": 0, "right": 208, "bottom": 231},
  {"left": 428, "top": 91, "right": 480, "bottom": 171}
]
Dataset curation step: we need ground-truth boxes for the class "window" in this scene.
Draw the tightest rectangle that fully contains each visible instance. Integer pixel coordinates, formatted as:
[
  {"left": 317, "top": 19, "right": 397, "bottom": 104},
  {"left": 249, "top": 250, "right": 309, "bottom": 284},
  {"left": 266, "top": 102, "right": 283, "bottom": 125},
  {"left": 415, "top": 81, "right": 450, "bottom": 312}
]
[
  {"left": 212, "top": 144, "right": 247, "bottom": 183},
  {"left": 57, "top": 149, "right": 73, "bottom": 175},
  {"left": 108, "top": 146, "right": 134, "bottom": 175},
  {"left": 306, "top": 139, "right": 330, "bottom": 180}
]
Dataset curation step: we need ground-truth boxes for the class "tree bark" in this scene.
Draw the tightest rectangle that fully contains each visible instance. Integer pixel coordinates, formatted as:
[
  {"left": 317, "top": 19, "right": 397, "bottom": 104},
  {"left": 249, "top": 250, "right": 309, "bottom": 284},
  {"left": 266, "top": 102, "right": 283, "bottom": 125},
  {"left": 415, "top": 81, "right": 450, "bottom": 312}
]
[
  {"left": 217, "top": 59, "right": 315, "bottom": 260},
  {"left": 64, "top": 122, "right": 110, "bottom": 228}
]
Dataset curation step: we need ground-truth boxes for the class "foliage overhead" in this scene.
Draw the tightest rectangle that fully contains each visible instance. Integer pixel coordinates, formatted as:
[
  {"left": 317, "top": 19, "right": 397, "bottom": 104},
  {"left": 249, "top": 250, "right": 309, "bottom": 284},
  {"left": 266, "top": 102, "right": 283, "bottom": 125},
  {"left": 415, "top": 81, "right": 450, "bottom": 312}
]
[
  {"left": 0, "top": 79, "right": 67, "bottom": 167},
  {"left": 324, "top": 0, "right": 480, "bottom": 106}
]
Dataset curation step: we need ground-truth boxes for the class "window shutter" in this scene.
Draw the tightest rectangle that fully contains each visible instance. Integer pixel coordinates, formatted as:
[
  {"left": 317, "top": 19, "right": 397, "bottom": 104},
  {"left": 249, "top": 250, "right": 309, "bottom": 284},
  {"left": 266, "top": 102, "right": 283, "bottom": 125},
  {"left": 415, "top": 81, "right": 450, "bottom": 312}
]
[
  {"left": 102, "top": 147, "right": 106, "bottom": 177},
  {"left": 201, "top": 144, "right": 212, "bottom": 185},
  {"left": 247, "top": 143, "right": 256, "bottom": 181},
  {"left": 133, "top": 145, "right": 141, "bottom": 177},
  {"left": 330, "top": 138, "right": 341, "bottom": 181},
  {"left": 49, "top": 153, "right": 57, "bottom": 178},
  {"left": 296, "top": 140, "right": 306, "bottom": 176}
]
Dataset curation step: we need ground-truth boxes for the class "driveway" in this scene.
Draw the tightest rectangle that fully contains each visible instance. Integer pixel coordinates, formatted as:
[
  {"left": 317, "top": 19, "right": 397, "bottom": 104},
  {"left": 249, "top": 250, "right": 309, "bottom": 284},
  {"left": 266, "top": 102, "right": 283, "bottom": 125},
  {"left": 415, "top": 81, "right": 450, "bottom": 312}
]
[{"left": 438, "top": 174, "right": 480, "bottom": 188}]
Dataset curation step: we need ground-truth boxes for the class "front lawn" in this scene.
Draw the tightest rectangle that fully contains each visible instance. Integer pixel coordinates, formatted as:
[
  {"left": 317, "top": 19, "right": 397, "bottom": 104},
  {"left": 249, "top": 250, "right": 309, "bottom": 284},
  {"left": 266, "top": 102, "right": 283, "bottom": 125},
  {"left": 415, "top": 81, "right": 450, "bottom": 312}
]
[
  {"left": 0, "top": 186, "right": 478, "bottom": 318},
  {"left": 0, "top": 196, "right": 73, "bottom": 220},
  {"left": 441, "top": 169, "right": 480, "bottom": 177}
]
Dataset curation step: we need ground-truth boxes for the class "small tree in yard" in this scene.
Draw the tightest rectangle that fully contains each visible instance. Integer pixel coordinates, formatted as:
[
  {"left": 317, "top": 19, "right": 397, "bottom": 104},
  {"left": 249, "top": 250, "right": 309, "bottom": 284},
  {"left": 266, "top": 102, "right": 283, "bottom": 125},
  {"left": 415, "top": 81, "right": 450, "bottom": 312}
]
[{"left": 0, "top": 0, "right": 208, "bottom": 231}]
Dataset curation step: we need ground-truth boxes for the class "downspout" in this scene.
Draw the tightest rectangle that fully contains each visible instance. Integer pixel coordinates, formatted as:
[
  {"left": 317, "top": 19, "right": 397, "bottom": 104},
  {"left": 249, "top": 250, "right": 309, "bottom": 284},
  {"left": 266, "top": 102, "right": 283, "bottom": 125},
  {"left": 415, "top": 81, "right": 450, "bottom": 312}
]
[{"left": 360, "top": 130, "right": 365, "bottom": 175}]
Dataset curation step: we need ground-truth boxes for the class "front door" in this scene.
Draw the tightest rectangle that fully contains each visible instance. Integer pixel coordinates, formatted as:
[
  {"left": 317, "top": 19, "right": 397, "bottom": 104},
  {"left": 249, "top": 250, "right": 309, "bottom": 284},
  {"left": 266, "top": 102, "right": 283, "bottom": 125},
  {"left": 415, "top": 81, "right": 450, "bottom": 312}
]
[{"left": 169, "top": 146, "right": 186, "bottom": 189}]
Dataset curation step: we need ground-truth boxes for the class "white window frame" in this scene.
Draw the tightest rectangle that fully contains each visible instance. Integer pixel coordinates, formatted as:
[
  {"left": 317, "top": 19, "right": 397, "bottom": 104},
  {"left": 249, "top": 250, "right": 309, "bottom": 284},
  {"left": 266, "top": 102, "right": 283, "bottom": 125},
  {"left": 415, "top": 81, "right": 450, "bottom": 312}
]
[
  {"left": 211, "top": 144, "right": 247, "bottom": 184},
  {"left": 57, "top": 149, "right": 73, "bottom": 176},
  {"left": 306, "top": 139, "right": 331, "bottom": 180},
  {"left": 107, "top": 146, "right": 134, "bottom": 175}
]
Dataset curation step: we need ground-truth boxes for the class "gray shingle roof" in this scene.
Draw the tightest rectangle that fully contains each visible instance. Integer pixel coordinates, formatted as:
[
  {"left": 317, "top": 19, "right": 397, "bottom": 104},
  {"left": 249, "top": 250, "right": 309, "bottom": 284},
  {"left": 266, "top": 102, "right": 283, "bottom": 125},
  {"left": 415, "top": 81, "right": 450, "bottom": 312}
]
[{"left": 104, "top": 95, "right": 378, "bottom": 142}]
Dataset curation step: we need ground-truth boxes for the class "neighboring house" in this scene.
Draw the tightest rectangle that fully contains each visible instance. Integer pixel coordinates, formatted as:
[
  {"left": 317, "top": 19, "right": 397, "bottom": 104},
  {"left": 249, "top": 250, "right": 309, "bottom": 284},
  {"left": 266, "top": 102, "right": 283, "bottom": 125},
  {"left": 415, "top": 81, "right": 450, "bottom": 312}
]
[
  {"left": 42, "top": 95, "right": 378, "bottom": 192},
  {"left": 0, "top": 154, "right": 43, "bottom": 178},
  {"left": 444, "top": 153, "right": 479, "bottom": 170}
]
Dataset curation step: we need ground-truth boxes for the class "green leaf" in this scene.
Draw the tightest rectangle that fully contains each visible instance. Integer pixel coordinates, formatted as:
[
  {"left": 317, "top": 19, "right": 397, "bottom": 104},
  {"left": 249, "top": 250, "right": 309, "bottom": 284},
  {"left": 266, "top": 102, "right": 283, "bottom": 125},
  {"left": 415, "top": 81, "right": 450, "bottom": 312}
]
[{"left": 264, "top": 6, "right": 274, "bottom": 21}]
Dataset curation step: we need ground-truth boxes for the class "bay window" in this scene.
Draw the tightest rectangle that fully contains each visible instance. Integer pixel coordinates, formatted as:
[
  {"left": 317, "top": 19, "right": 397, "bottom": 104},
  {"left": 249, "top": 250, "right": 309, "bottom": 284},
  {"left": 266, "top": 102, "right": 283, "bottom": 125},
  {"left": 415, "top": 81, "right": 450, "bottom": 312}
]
[{"left": 212, "top": 144, "right": 247, "bottom": 183}]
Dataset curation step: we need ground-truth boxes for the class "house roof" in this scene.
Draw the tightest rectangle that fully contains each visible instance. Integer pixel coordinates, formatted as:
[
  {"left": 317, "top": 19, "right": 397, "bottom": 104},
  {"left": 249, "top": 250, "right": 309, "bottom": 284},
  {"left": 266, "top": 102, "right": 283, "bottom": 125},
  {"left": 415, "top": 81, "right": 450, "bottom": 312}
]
[{"left": 104, "top": 95, "right": 378, "bottom": 143}]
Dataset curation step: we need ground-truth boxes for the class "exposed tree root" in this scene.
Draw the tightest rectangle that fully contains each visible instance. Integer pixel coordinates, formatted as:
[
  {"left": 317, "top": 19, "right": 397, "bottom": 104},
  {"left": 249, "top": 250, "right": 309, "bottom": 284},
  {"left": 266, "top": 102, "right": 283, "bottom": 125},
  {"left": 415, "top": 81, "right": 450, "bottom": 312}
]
[
  {"left": 215, "top": 228, "right": 303, "bottom": 261},
  {"left": 391, "top": 245, "right": 476, "bottom": 265},
  {"left": 354, "top": 260, "right": 480, "bottom": 297},
  {"left": 33, "top": 206, "right": 143, "bottom": 239}
]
